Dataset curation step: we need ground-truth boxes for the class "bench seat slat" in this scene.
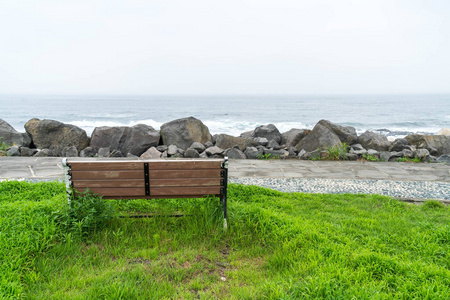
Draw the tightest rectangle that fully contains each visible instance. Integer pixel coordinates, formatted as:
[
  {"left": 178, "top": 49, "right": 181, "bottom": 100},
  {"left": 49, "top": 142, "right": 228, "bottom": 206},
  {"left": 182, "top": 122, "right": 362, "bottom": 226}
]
[
  {"left": 149, "top": 178, "right": 221, "bottom": 187},
  {"left": 150, "top": 186, "right": 222, "bottom": 197},
  {"left": 71, "top": 170, "right": 143, "bottom": 180},
  {"left": 75, "top": 187, "right": 145, "bottom": 197},
  {"left": 72, "top": 178, "right": 221, "bottom": 189},
  {"left": 102, "top": 195, "right": 221, "bottom": 199},
  {"left": 73, "top": 179, "right": 144, "bottom": 188},
  {"left": 70, "top": 162, "right": 144, "bottom": 171},
  {"left": 149, "top": 161, "right": 222, "bottom": 170},
  {"left": 149, "top": 169, "right": 221, "bottom": 179},
  {"left": 74, "top": 186, "right": 221, "bottom": 198}
]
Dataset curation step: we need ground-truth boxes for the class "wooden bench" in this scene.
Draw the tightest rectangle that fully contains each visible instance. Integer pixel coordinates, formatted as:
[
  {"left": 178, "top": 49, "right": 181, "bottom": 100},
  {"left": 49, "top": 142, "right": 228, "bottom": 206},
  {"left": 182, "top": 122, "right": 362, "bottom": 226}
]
[{"left": 62, "top": 157, "right": 228, "bottom": 228}]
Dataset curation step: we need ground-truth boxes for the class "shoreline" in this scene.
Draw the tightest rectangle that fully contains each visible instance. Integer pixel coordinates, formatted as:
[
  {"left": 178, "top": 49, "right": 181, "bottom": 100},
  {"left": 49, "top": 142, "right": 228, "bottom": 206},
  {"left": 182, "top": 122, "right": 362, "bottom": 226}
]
[{"left": 1, "top": 117, "right": 449, "bottom": 164}]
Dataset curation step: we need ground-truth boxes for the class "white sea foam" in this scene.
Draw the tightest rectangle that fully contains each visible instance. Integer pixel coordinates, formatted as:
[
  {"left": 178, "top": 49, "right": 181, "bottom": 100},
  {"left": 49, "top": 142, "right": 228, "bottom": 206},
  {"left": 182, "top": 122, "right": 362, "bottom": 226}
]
[
  {"left": 71, "top": 119, "right": 164, "bottom": 135},
  {"left": 203, "top": 120, "right": 310, "bottom": 136}
]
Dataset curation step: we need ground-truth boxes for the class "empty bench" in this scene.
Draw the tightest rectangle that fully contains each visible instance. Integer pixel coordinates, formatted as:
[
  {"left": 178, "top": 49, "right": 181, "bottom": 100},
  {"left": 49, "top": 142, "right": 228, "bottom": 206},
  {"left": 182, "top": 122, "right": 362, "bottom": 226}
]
[{"left": 62, "top": 157, "right": 228, "bottom": 228}]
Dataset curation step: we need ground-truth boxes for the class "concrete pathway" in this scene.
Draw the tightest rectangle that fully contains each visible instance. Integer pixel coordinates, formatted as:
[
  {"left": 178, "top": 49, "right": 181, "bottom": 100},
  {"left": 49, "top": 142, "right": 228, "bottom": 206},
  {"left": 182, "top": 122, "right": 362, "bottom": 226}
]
[{"left": 0, "top": 157, "right": 449, "bottom": 182}]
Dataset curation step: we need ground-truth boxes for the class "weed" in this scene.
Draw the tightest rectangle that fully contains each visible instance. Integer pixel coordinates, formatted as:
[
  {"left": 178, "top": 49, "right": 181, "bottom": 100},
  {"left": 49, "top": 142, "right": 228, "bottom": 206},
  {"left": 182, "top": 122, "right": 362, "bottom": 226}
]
[
  {"left": 257, "top": 153, "right": 279, "bottom": 160},
  {"left": 323, "top": 143, "right": 349, "bottom": 160},
  {"left": 55, "top": 189, "right": 116, "bottom": 239},
  {"left": 0, "top": 137, "right": 10, "bottom": 155},
  {"left": 397, "top": 157, "right": 421, "bottom": 163},
  {"left": 362, "top": 153, "right": 381, "bottom": 161}
]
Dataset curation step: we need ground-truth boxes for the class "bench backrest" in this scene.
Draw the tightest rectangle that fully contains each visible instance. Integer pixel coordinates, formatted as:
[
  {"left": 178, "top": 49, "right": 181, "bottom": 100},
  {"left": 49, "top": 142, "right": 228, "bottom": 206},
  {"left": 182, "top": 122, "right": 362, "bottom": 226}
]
[{"left": 63, "top": 158, "right": 228, "bottom": 200}]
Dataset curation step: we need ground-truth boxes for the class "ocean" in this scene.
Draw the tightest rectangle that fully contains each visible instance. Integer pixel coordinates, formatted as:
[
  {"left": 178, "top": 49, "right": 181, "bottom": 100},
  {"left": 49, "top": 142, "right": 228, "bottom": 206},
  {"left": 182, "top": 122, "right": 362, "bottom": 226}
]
[{"left": 1, "top": 94, "right": 449, "bottom": 140}]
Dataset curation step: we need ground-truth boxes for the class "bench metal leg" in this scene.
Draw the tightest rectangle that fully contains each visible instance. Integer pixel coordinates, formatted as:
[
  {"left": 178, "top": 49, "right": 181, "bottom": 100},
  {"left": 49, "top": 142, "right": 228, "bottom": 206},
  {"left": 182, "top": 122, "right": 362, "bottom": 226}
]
[
  {"left": 62, "top": 158, "right": 72, "bottom": 205},
  {"left": 221, "top": 157, "right": 228, "bottom": 231},
  {"left": 222, "top": 195, "right": 228, "bottom": 230}
]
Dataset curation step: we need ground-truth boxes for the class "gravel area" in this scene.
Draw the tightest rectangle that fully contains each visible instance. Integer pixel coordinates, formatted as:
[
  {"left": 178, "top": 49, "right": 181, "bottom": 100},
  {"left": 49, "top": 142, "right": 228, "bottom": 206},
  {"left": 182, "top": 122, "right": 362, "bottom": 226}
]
[{"left": 230, "top": 177, "right": 450, "bottom": 201}]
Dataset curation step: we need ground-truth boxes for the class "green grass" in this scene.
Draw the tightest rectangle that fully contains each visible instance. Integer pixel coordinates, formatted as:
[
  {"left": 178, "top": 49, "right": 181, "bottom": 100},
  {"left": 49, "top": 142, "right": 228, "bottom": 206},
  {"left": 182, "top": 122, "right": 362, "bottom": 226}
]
[{"left": 1, "top": 181, "right": 449, "bottom": 299}]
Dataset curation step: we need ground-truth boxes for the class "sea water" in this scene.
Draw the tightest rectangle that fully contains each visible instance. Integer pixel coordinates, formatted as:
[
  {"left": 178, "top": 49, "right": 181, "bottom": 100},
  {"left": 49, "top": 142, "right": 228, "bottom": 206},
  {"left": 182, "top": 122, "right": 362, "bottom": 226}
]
[{"left": 1, "top": 94, "right": 449, "bottom": 139}]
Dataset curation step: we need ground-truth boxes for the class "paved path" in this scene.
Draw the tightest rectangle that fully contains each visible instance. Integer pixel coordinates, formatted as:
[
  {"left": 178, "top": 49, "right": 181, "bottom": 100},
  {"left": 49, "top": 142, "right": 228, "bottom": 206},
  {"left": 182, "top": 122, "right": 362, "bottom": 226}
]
[{"left": 0, "top": 157, "right": 449, "bottom": 182}]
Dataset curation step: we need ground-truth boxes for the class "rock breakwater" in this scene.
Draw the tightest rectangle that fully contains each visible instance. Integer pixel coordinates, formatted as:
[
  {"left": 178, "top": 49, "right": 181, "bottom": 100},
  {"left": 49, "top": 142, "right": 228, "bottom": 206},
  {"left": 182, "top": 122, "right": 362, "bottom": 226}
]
[{"left": 1, "top": 117, "right": 449, "bottom": 163}]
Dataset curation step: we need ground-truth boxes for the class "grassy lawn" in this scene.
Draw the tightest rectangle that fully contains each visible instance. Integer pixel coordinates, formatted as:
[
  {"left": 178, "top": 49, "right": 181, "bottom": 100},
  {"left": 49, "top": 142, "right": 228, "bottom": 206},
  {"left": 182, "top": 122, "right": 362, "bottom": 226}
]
[{"left": 0, "top": 181, "right": 449, "bottom": 299}]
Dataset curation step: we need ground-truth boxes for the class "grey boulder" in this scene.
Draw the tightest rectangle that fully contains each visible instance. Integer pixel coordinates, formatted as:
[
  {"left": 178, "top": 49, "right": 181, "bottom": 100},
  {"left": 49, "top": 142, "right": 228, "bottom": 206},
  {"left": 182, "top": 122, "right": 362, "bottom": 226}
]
[
  {"left": 295, "top": 123, "right": 341, "bottom": 152},
  {"left": 184, "top": 148, "right": 200, "bottom": 158},
  {"left": 205, "top": 146, "right": 224, "bottom": 156},
  {"left": 252, "top": 124, "right": 282, "bottom": 144},
  {"left": 225, "top": 148, "right": 247, "bottom": 159},
  {"left": 405, "top": 134, "right": 450, "bottom": 156},
  {"left": 318, "top": 120, "right": 357, "bottom": 145},
  {"left": 214, "top": 134, "right": 258, "bottom": 151},
  {"left": 25, "top": 119, "right": 89, "bottom": 154},
  {"left": 357, "top": 131, "right": 390, "bottom": 152},
  {"left": 6, "top": 146, "right": 20, "bottom": 156},
  {"left": 90, "top": 124, "right": 160, "bottom": 157},
  {"left": 244, "top": 146, "right": 263, "bottom": 159},
  {"left": 281, "top": 129, "right": 310, "bottom": 148},
  {"left": 140, "top": 147, "right": 162, "bottom": 159},
  {"left": 0, "top": 119, "right": 31, "bottom": 147},
  {"left": 160, "top": 117, "right": 212, "bottom": 150}
]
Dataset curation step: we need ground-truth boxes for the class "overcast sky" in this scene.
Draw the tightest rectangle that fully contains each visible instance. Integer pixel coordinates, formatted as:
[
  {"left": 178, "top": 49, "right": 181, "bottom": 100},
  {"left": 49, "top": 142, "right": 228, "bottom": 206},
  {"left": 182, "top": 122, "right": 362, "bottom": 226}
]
[{"left": 1, "top": 0, "right": 449, "bottom": 95}]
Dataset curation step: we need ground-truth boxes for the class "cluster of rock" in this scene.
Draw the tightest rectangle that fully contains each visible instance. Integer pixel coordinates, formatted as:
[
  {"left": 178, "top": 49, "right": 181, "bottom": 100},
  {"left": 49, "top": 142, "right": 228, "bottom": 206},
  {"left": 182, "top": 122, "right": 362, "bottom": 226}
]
[{"left": 1, "top": 117, "right": 449, "bottom": 163}]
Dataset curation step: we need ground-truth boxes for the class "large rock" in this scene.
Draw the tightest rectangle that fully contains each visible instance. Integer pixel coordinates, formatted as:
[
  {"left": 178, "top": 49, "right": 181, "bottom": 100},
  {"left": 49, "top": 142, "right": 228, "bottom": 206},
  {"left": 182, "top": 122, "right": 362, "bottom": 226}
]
[
  {"left": 389, "top": 138, "right": 408, "bottom": 152},
  {"left": 357, "top": 131, "right": 390, "bottom": 152},
  {"left": 25, "top": 119, "right": 89, "bottom": 154},
  {"left": 184, "top": 148, "right": 200, "bottom": 158},
  {"left": 214, "top": 134, "right": 258, "bottom": 151},
  {"left": 405, "top": 134, "right": 450, "bottom": 156},
  {"left": 437, "top": 154, "right": 450, "bottom": 164},
  {"left": 140, "top": 147, "right": 162, "bottom": 159},
  {"left": 252, "top": 124, "right": 282, "bottom": 144},
  {"left": 437, "top": 128, "right": 450, "bottom": 135},
  {"left": 205, "top": 146, "right": 224, "bottom": 156},
  {"left": 318, "top": 120, "right": 357, "bottom": 145},
  {"left": 160, "top": 117, "right": 212, "bottom": 150},
  {"left": 90, "top": 124, "right": 160, "bottom": 157},
  {"left": 0, "top": 119, "right": 31, "bottom": 147},
  {"left": 281, "top": 129, "right": 310, "bottom": 147},
  {"left": 244, "top": 146, "right": 263, "bottom": 159},
  {"left": 225, "top": 148, "right": 247, "bottom": 159},
  {"left": 295, "top": 123, "right": 341, "bottom": 152}
]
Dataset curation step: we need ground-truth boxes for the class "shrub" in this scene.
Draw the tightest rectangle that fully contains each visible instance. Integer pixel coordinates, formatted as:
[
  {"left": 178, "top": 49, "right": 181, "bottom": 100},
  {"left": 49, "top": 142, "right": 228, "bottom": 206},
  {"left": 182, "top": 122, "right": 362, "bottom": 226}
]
[
  {"left": 324, "top": 143, "right": 349, "bottom": 160},
  {"left": 55, "top": 189, "right": 116, "bottom": 239}
]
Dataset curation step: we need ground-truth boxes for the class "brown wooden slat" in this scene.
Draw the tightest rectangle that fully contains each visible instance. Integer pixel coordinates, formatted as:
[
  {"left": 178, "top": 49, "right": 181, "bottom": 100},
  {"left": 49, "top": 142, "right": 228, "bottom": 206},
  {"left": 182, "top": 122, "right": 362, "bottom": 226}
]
[
  {"left": 75, "top": 187, "right": 146, "bottom": 197},
  {"left": 71, "top": 170, "right": 143, "bottom": 180},
  {"left": 150, "top": 186, "right": 222, "bottom": 196},
  {"left": 149, "top": 178, "right": 221, "bottom": 187},
  {"left": 73, "top": 179, "right": 144, "bottom": 188},
  {"left": 70, "top": 162, "right": 144, "bottom": 171},
  {"left": 102, "top": 195, "right": 221, "bottom": 199},
  {"left": 149, "top": 160, "right": 222, "bottom": 170},
  {"left": 149, "top": 169, "right": 222, "bottom": 179}
]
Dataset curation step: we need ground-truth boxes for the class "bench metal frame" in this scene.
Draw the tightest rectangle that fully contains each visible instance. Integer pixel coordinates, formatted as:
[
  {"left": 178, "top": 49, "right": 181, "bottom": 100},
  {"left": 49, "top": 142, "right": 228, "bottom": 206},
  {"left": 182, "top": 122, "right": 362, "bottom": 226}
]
[{"left": 62, "top": 157, "right": 228, "bottom": 229}]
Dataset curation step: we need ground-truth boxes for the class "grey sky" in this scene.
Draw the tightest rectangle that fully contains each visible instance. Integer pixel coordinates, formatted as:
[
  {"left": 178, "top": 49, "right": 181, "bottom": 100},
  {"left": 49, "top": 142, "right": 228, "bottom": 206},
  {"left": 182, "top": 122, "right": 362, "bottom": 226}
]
[{"left": 1, "top": 0, "right": 449, "bottom": 95}]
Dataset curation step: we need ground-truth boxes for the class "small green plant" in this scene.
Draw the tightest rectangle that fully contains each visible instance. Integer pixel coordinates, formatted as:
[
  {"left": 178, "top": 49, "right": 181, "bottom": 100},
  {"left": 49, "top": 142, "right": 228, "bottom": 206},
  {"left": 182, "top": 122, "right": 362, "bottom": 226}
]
[
  {"left": 363, "top": 153, "right": 381, "bottom": 161},
  {"left": 0, "top": 137, "right": 10, "bottom": 155},
  {"left": 324, "top": 143, "right": 349, "bottom": 160},
  {"left": 257, "top": 153, "right": 279, "bottom": 160},
  {"left": 55, "top": 189, "right": 116, "bottom": 239},
  {"left": 397, "top": 157, "right": 421, "bottom": 163}
]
